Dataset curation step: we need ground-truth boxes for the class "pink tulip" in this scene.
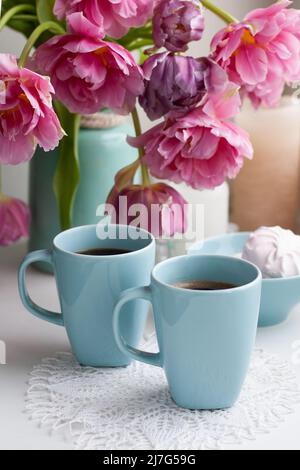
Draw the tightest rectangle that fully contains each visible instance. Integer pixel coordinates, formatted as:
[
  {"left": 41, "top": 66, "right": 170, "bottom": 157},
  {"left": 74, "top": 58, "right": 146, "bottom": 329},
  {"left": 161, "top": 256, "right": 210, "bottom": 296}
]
[
  {"left": 128, "top": 109, "right": 253, "bottom": 190},
  {"left": 54, "top": 0, "right": 155, "bottom": 39},
  {"left": 0, "top": 54, "right": 64, "bottom": 165},
  {"left": 211, "top": 0, "right": 300, "bottom": 107},
  {"left": 33, "top": 13, "right": 144, "bottom": 115},
  {"left": 106, "top": 182, "right": 188, "bottom": 238},
  {"left": 0, "top": 193, "right": 30, "bottom": 246}
]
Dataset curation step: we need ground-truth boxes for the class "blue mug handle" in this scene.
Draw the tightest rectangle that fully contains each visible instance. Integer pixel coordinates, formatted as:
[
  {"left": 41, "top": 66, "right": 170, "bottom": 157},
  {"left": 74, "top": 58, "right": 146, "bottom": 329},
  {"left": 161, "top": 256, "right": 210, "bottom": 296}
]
[
  {"left": 113, "top": 286, "right": 162, "bottom": 367},
  {"left": 18, "top": 250, "right": 64, "bottom": 327}
]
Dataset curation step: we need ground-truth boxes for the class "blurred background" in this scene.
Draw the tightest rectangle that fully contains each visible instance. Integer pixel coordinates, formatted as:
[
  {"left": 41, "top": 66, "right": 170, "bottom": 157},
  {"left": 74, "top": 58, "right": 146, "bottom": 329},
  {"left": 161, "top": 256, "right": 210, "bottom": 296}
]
[{"left": 0, "top": 0, "right": 279, "bottom": 203}]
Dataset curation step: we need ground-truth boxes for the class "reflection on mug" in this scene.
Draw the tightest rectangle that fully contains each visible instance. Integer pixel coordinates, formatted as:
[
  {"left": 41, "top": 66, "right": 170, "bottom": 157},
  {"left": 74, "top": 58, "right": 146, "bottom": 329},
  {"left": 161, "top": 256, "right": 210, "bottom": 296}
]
[
  {"left": 0, "top": 340, "right": 6, "bottom": 365},
  {"left": 292, "top": 340, "right": 300, "bottom": 366}
]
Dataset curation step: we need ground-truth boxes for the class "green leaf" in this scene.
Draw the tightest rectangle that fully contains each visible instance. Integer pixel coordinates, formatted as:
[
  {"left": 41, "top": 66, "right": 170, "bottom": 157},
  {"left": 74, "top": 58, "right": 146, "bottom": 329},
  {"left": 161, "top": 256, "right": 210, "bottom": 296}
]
[
  {"left": 36, "top": 0, "right": 56, "bottom": 24},
  {"left": 35, "top": 0, "right": 65, "bottom": 42},
  {"left": 1, "top": 2, "right": 38, "bottom": 37},
  {"left": 2, "top": 0, "right": 36, "bottom": 10},
  {"left": 115, "top": 160, "right": 140, "bottom": 190},
  {"left": 53, "top": 103, "right": 81, "bottom": 231},
  {"left": 106, "top": 159, "right": 140, "bottom": 204},
  {"left": 2, "top": 1, "right": 64, "bottom": 43}
]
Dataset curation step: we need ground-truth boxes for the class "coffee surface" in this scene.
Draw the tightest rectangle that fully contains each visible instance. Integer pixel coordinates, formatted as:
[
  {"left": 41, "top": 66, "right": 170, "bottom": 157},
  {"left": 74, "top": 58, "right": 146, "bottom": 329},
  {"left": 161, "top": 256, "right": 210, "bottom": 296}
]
[
  {"left": 77, "top": 248, "right": 132, "bottom": 256},
  {"left": 173, "top": 280, "right": 238, "bottom": 291}
]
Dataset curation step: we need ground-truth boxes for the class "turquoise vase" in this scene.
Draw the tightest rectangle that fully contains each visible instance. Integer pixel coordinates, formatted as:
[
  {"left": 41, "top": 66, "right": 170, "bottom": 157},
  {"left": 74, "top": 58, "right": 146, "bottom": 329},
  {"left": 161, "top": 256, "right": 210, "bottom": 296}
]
[{"left": 29, "top": 118, "right": 138, "bottom": 271}]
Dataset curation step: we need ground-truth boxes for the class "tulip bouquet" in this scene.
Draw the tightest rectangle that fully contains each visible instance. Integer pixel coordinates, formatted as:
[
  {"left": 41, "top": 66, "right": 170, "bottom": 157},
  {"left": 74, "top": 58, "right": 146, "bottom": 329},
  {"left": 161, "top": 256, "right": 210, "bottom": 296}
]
[{"left": 1, "top": 0, "right": 300, "bottom": 245}]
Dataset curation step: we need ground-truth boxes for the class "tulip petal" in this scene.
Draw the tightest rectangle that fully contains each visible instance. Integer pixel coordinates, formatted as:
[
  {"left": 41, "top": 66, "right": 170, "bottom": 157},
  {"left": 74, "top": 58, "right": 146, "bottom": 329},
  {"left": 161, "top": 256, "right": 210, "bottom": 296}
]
[
  {"left": 235, "top": 45, "right": 268, "bottom": 85},
  {"left": 0, "top": 53, "right": 63, "bottom": 165},
  {"left": 0, "top": 133, "right": 36, "bottom": 165},
  {"left": 0, "top": 195, "right": 30, "bottom": 246},
  {"left": 33, "top": 34, "right": 144, "bottom": 115},
  {"left": 53, "top": 0, "right": 155, "bottom": 39},
  {"left": 211, "top": 1, "right": 300, "bottom": 107},
  {"left": 130, "top": 108, "right": 253, "bottom": 190}
]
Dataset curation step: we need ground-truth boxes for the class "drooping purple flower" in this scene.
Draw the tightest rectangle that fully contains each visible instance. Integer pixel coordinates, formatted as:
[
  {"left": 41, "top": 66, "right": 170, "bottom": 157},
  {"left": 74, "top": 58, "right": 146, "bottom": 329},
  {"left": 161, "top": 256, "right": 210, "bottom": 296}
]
[
  {"left": 139, "top": 52, "right": 241, "bottom": 121},
  {"left": 106, "top": 182, "right": 188, "bottom": 238},
  {"left": 139, "top": 52, "right": 205, "bottom": 120},
  {"left": 153, "top": 0, "right": 205, "bottom": 52}
]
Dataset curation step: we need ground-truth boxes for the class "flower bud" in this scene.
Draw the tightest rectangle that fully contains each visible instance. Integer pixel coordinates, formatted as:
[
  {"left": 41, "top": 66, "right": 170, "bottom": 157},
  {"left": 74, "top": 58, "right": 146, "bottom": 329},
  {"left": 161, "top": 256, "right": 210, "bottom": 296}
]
[
  {"left": 153, "top": 0, "right": 205, "bottom": 52},
  {"left": 106, "top": 182, "right": 188, "bottom": 238}
]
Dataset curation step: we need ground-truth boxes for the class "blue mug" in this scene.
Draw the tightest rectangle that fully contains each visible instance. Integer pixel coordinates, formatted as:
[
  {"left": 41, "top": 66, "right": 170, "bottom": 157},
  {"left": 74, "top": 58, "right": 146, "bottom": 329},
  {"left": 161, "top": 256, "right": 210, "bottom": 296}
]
[
  {"left": 19, "top": 225, "right": 156, "bottom": 367},
  {"left": 113, "top": 255, "right": 262, "bottom": 410}
]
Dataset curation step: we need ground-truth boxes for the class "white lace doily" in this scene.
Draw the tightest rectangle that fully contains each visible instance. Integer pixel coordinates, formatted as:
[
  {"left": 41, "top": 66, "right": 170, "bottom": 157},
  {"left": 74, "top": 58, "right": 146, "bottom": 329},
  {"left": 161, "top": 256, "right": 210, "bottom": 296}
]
[{"left": 25, "top": 343, "right": 300, "bottom": 450}]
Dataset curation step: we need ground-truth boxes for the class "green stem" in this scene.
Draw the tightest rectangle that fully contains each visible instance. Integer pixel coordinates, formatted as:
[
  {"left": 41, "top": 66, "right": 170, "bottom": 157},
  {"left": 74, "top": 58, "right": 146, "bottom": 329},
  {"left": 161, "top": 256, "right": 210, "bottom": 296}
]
[
  {"left": 201, "top": 0, "right": 238, "bottom": 24},
  {"left": 141, "top": 164, "right": 150, "bottom": 186},
  {"left": 119, "top": 23, "right": 153, "bottom": 46},
  {"left": 127, "top": 39, "right": 154, "bottom": 51},
  {"left": 131, "top": 108, "right": 143, "bottom": 159},
  {"left": 122, "top": 32, "right": 153, "bottom": 46},
  {"left": 0, "top": 4, "right": 35, "bottom": 31},
  {"left": 133, "top": 32, "right": 153, "bottom": 40},
  {"left": 131, "top": 108, "right": 150, "bottom": 186},
  {"left": 0, "top": 4, "right": 36, "bottom": 32},
  {"left": 18, "top": 21, "right": 65, "bottom": 68},
  {"left": 11, "top": 15, "right": 38, "bottom": 22}
]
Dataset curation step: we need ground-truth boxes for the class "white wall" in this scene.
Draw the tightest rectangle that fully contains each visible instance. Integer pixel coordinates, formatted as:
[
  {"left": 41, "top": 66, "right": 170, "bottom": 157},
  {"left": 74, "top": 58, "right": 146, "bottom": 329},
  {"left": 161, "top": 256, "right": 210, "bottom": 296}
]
[{"left": 0, "top": 1, "right": 281, "bottom": 202}]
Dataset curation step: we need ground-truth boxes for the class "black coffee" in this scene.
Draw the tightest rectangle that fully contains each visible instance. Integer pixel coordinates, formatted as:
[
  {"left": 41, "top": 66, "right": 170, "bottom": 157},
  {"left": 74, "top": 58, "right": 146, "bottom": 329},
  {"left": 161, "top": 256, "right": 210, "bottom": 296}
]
[
  {"left": 77, "top": 248, "right": 133, "bottom": 256},
  {"left": 173, "top": 280, "right": 238, "bottom": 291}
]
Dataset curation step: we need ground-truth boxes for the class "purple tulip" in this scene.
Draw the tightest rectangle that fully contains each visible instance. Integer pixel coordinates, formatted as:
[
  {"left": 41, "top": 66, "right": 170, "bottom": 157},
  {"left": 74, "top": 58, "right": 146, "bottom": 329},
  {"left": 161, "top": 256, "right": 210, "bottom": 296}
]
[
  {"left": 140, "top": 52, "right": 235, "bottom": 121},
  {"left": 106, "top": 182, "right": 188, "bottom": 238},
  {"left": 153, "top": 0, "right": 205, "bottom": 52}
]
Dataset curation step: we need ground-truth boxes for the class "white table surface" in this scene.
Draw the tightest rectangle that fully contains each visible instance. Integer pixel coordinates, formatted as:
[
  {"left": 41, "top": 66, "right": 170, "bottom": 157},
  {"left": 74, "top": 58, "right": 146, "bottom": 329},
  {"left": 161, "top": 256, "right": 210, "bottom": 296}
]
[{"left": 1, "top": 243, "right": 300, "bottom": 450}]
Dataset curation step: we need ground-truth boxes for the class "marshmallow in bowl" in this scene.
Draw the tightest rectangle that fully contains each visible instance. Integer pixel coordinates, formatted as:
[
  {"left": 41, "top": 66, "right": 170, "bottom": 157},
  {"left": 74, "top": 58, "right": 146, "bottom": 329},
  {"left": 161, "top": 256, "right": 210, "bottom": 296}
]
[{"left": 242, "top": 226, "right": 300, "bottom": 278}]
